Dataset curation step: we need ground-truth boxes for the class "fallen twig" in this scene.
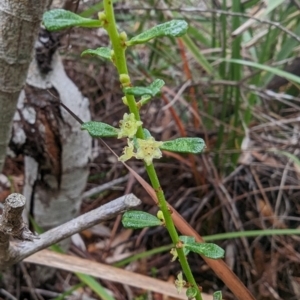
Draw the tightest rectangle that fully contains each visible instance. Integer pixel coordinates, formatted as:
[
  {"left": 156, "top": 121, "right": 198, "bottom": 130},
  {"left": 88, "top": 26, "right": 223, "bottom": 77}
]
[{"left": 0, "top": 193, "right": 141, "bottom": 270}]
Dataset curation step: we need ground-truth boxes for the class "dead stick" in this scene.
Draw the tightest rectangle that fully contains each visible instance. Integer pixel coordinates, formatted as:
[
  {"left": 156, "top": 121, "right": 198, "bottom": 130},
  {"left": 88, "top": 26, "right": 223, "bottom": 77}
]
[{"left": 0, "top": 193, "right": 141, "bottom": 269}]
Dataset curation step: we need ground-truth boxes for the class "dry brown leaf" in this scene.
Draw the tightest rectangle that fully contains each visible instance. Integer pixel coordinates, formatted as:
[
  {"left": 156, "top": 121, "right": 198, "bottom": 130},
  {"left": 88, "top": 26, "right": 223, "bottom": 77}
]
[{"left": 25, "top": 250, "right": 213, "bottom": 300}]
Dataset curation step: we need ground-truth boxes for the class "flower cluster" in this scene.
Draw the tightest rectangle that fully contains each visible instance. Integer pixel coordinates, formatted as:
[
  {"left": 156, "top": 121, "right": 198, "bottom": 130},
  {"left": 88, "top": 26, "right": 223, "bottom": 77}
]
[{"left": 118, "top": 113, "right": 163, "bottom": 166}]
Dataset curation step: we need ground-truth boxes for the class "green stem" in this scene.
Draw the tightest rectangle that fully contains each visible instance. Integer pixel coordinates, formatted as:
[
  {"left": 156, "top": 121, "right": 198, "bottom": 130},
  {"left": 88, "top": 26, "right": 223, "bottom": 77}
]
[
  {"left": 145, "top": 164, "right": 200, "bottom": 298},
  {"left": 103, "top": 0, "right": 141, "bottom": 126},
  {"left": 103, "top": 1, "right": 202, "bottom": 299}
]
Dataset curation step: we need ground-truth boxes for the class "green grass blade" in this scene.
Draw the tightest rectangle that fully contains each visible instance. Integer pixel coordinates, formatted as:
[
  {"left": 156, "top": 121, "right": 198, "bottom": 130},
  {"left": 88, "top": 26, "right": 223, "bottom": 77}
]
[
  {"left": 188, "top": 25, "right": 210, "bottom": 47},
  {"left": 204, "top": 229, "right": 300, "bottom": 241},
  {"left": 263, "top": 0, "right": 286, "bottom": 15},
  {"left": 226, "top": 0, "right": 243, "bottom": 165},
  {"left": 221, "top": 58, "right": 300, "bottom": 85},
  {"left": 76, "top": 273, "right": 115, "bottom": 300},
  {"left": 113, "top": 245, "right": 172, "bottom": 267},
  {"left": 114, "top": 228, "right": 300, "bottom": 267},
  {"left": 181, "top": 34, "right": 214, "bottom": 75}
]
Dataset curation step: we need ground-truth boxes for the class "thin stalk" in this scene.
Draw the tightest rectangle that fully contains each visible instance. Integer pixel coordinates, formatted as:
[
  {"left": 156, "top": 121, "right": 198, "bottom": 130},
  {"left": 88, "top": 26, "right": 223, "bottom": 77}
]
[
  {"left": 246, "top": 19, "right": 274, "bottom": 124},
  {"left": 115, "top": 227, "right": 300, "bottom": 267},
  {"left": 229, "top": 0, "right": 242, "bottom": 166},
  {"left": 103, "top": 1, "right": 202, "bottom": 299},
  {"left": 215, "top": 0, "right": 228, "bottom": 166},
  {"left": 211, "top": 0, "right": 216, "bottom": 50}
]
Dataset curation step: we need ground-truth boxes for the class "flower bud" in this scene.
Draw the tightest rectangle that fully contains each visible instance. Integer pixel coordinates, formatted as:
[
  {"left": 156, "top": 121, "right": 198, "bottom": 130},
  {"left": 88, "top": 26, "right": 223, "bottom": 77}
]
[
  {"left": 98, "top": 12, "right": 106, "bottom": 21},
  {"left": 119, "top": 31, "right": 128, "bottom": 42},
  {"left": 119, "top": 74, "right": 131, "bottom": 87}
]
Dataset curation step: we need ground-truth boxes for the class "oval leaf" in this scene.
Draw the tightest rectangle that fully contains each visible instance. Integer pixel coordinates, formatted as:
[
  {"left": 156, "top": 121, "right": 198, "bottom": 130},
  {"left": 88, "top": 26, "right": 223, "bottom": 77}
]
[
  {"left": 160, "top": 138, "right": 205, "bottom": 154},
  {"left": 122, "top": 211, "right": 162, "bottom": 229},
  {"left": 127, "top": 20, "right": 188, "bottom": 46},
  {"left": 179, "top": 235, "right": 195, "bottom": 256},
  {"left": 43, "top": 9, "right": 102, "bottom": 31},
  {"left": 123, "top": 79, "right": 165, "bottom": 100},
  {"left": 186, "top": 287, "right": 198, "bottom": 299},
  {"left": 124, "top": 86, "right": 153, "bottom": 97},
  {"left": 81, "top": 121, "right": 118, "bottom": 138},
  {"left": 179, "top": 235, "right": 195, "bottom": 244},
  {"left": 81, "top": 47, "right": 112, "bottom": 61},
  {"left": 139, "top": 79, "right": 165, "bottom": 105},
  {"left": 185, "top": 242, "right": 225, "bottom": 259},
  {"left": 148, "top": 79, "right": 165, "bottom": 96},
  {"left": 213, "top": 291, "right": 223, "bottom": 300}
]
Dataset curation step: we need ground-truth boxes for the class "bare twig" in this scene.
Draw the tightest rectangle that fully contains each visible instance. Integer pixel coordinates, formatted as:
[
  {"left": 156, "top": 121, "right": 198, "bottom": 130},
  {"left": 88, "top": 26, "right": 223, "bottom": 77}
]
[
  {"left": 0, "top": 194, "right": 36, "bottom": 262},
  {"left": 0, "top": 193, "right": 141, "bottom": 270},
  {"left": 0, "top": 289, "right": 18, "bottom": 300},
  {"left": 83, "top": 174, "right": 130, "bottom": 198}
]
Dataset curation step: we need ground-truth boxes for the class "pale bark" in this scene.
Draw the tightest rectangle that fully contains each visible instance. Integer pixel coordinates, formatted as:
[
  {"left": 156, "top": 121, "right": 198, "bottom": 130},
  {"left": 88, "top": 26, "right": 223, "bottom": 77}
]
[
  {"left": 0, "top": 0, "right": 48, "bottom": 173},
  {"left": 11, "top": 50, "right": 92, "bottom": 235}
]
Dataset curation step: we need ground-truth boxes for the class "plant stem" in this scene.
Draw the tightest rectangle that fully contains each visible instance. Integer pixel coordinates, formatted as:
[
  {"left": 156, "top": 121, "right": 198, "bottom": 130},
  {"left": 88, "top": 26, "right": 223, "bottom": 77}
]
[
  {"left": 103, "top": 1, "right": 202, "bottom": 299},
  {"left": 103, "top": 0, "right": 142, "bottom": 134},
  {"left": 145, "top": 164, "right": 202, "bottom": 299}
]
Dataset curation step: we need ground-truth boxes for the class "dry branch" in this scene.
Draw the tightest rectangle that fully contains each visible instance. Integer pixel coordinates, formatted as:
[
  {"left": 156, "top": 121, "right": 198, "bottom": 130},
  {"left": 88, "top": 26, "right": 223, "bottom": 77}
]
[{"left": 0, "top": 193, "right": 141, "bottom": 270}]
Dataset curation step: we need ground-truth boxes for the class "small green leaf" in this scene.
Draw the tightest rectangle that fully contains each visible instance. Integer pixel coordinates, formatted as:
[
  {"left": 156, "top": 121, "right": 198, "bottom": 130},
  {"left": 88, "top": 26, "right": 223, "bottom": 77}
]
[
  {"left": 124, "top": 79, "right": 165, "bottom": 104},
  {"left": 81, "top": 47, "right": 112, "bottom": 61},
  {"left": 148, "top": 79, "right": 165, "bottom": 95},
  {"left": 122, "top": 211, "right": 162, "bottom": 229},
  {"left": 213, "top": 291, "right": 223, "bottom": 300},
  {"left": 185, "top": 242, "right": 225, "bottom": 259},
  {"left": 179, "top": 235, "right": 195, "bottom": 256},
  {"left": 43, "top": 9, "right": 102, "bottom": 31},
  {"left": 81, "top": 121, "right": 118, "bottom": 138},
  {"left": 179, "top": 235, "right": 195, "bottom": 244},
  {"left": 140, "top": 95, "right": 151, "bottom": 104},
  {"left": 127, "top": 20, "right": 188, "bottom": 46},
  {"left": 160, "top": 138, "right": 205, "bottom": 154},
  {"left": 124, "top": 87, "right": 153, "bottom": 97},
  {"left": 186, "top": 287, "right": 198, "bottom": 299}
]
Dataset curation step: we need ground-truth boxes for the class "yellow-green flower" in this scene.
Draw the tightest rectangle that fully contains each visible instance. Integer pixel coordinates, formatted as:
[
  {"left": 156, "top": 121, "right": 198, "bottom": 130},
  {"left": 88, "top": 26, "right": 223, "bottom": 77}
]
[
  {"left": 136, "top": 137, "right": 163, "bottom": 166},
  {"left": 170, "top": 248, "right": 178, "bottom": 262},
  {"left": 119, "top": 139, "right": 135, "bottom": 162},
  {"left": 175, "top": 272, "right": 186, "bottom": 293},
  {"left": 118, "top": 113, "right": 143, "bottom": 138}
]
